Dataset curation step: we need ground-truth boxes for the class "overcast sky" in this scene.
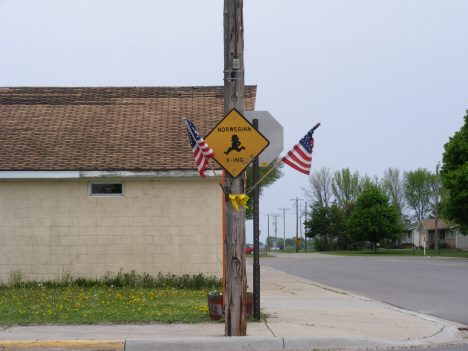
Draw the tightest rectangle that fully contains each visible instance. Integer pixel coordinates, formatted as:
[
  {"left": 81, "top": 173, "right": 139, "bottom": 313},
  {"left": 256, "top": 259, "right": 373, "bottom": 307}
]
[{"left": 1, "top": 1, "right": 468, "bottom": 245}]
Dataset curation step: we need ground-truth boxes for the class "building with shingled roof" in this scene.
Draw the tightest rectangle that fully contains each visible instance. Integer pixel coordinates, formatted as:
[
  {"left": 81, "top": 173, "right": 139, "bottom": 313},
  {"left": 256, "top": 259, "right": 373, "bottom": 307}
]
[
  {"left": 0, "top": 86, "right": 257, "bottom": 282},
  {"left": 397, "top": 218, "right": 468, "bottom": 249}
]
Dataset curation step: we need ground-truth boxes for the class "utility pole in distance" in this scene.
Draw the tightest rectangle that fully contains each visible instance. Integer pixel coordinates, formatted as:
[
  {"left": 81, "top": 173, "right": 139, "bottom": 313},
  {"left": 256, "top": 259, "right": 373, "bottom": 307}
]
[
  {"left": 224, "top": 0, "right": 246, "bottom": 336},
  {"left": 279, "top": 207, "right": 289, "bottom": 251},
  {"left": 291, "top": 197, "right": 304, "bottom": 252},
  {"left": 434, "top": 162, "right": 441, "bottom": 256},
  {"left": 304, "top": 202, "right": 308, "bottom": 252},
  {"left": 299, "top": 205, "right": 303, "bottom": 250},
  {"left": 264, "top": 214, "right": 270, "bottom": 251},
  {"left": 272, "top": 214, "right": 280, "bottom": 251}
]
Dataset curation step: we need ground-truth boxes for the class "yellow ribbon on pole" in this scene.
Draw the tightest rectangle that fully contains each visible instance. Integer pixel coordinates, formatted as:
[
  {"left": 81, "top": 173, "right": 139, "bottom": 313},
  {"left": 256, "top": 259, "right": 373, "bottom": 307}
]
[{"left": 229, "top": 194, "right": 249, "bottom": 211}]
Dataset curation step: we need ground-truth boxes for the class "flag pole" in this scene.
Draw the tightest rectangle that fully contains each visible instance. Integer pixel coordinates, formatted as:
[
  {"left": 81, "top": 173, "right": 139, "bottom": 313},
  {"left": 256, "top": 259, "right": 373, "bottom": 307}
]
[
  {"left": 206, "top": 158, "right": 226, "bottom": 193},
  {"left": 246, "top": 122, "right": 321, "bottom": 196},
  {"left": 183, "top": 117, "right": 227, "bottom": 195},
  {"left": 245, "top": 157, "right": 283, "bottom": 196}
]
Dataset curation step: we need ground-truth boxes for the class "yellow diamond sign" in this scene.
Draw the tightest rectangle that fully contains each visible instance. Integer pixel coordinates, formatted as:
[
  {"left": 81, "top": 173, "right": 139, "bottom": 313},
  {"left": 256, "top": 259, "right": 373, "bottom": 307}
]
[{"left": 205, "top": 109, "right": 270, "bottom": 178}]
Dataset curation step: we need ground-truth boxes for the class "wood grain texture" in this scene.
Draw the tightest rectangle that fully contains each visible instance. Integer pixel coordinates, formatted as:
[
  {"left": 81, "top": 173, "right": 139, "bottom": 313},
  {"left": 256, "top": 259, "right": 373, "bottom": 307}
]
[{"left": 224, "top": 0, "right": 247, "bottom": 336}]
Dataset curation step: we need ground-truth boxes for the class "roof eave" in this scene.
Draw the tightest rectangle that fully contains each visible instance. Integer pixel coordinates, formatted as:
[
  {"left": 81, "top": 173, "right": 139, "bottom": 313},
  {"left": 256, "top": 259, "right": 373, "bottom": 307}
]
[{"left": 0, "top": 170, "right": 223, "bottom": 180}]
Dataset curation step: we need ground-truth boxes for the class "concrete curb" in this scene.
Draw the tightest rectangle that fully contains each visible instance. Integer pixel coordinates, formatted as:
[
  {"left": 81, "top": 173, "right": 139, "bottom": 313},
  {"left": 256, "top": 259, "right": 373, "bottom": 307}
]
[
  {"left": 125, "top": 337, "right": 284, "bottom": 351},
  {"left": 283, "top": 327, "right": 462, "bottom": 350},
  {"left": 124, "top": 326, "right": 463, "bottom": 351},
  {"left": 0, "top": 325, "right": 462, "bottom": 351},
  {"left": 0, "top": 340, "right": 125, "bottom": 350}
]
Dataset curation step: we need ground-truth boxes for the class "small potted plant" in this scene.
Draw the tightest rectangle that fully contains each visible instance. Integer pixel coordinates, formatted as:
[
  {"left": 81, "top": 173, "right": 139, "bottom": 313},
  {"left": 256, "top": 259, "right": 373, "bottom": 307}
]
[
  {"left": 207, "top": 289, "right": 254, "bottom": 320},
  {"left": 207, "top": 291, "right": 223, "bottom": 320}
]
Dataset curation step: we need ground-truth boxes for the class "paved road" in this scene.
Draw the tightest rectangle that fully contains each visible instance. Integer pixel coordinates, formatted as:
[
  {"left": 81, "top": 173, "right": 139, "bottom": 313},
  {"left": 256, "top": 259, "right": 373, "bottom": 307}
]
[
  {"left": 260, "top": 253, "right": 468, "bottom": 325},
  {"left": 411, "top": 346, "right": 468, "bottom": 351}
]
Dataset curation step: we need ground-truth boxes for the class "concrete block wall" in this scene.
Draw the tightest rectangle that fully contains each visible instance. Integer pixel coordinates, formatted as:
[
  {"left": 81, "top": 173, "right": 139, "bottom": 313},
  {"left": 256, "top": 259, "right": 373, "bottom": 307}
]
[{"left": 0, "top": 179, "right": 223, "bottom": 283}]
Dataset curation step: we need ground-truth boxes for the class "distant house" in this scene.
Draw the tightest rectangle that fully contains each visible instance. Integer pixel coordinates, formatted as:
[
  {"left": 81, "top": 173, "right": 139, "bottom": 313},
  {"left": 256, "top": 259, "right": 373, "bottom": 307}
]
[
  {"left": 398, "top": 222, "right": 419, "bottom": 246},
  {"left": 416, "top": 219, "right": 456, "bottom": 248},
  {"left": 0, "top": 86, "right": 257, "bottom": 283},
  {"left": 450, "top": 225, "right": 468, "bottom": 249},
  {"left": 397, "top": 219, "right": 468, "bottom": 249}
]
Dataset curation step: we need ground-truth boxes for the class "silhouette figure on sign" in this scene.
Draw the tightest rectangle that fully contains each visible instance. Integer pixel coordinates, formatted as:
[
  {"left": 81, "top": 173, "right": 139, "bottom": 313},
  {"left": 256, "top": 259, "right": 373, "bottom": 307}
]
[{"left": 224, "top": 134, "right": 246, "bottom": 155}]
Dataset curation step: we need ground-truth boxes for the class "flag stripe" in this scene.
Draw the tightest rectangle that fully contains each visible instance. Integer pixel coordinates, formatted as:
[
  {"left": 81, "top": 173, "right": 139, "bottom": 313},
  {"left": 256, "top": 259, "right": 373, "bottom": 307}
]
[
  {"left": 292, "top": 144, "right": 312, "bottom": 163},
  {"left": 285, "top": 149, "right": 311, "bottom": 169},
  {"left": 282, "top": 159, "right": 310, "bottom": 175},
  {"left": 185, "top": 118, "right": 215, "bottom": 179}
]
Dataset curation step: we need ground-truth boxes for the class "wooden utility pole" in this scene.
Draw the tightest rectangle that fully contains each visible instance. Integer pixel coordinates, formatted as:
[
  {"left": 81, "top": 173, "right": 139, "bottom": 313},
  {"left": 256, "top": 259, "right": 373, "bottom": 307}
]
[
  {"left": 279, "top": 207, "right": 289, "bottom": 250},
  {"left": 304, "top": 202, "right": 308, "bottom": 252},
  {"left": 291, "top": 198, "right": 304, "bottom": 252},
  {"left": 272, "top": 214, "right": 280, "bottom": 250},
  {"left": 434, "top": 162, "right": 440, "bottom": 256},
  {"left": 264, "top": 214, "right": 270, "bottom": 251},
  {"left": 224, "top": 0, "right": 246, "bottom": 336}
]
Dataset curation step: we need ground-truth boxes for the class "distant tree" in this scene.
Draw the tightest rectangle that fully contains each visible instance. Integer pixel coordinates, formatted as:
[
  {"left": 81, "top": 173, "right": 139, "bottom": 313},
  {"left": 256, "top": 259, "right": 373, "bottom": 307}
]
[
  {"left": 276, "top": 238, "right": 284, "bottom": 250},
  {"left": 335, "top": 202, "right": 366, "bottom": 251},
  {"left": 400, "top": 213, "right": 412, "bottom": 226},
  {"left": 404, "top": 168, "right": 435, "bottom": 221},
  {"left": 245, "top": 157, "right": 284, "bottom": 220},
  {"left": 331, "top": 168, "right": 361, "bottom": 207},
  {"left": 440, "top": 110, "right": 468, "bottom": 233},
  {"left": 302, "top": 167, "right": 333, "bottom": 206},
  {"left": 347, "top": 186, "right": 402, "bottom": 253},
  {"left": 304, "top": 202, "right": 345, "bottom": 251},
  {"left": 285, "top": 238, "right": 297, "bottom": 250},
  {"left": 266, "top": 236, "right": 278, "bottom": 249},
  {"left": 432, "top": 183, "right": 446, "bottom": 219},
  {"left": 277, "top": 237, "right": 296, "bottom": 250},
  {"left": 381, "top": 167, "right": 407, "bottom": 221},
  {"left": 304, "top": 203, "right": 330, "bottom": 250},
  {"left": 360, "top": 174, "right": 380, "bottom": 191},
  {"left": 327, "top": 203, "right": 346, "bottom": 251}
]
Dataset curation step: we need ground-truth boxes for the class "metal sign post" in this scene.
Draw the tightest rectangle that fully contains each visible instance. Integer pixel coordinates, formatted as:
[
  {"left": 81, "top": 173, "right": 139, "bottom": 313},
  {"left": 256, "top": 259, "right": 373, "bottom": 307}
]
[{"left": 252, "top": 119, "right": 260, "bottom": 321}]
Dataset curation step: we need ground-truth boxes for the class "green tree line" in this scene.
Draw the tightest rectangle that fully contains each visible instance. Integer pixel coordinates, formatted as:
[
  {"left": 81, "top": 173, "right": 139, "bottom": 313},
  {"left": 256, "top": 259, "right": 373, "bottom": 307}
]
[
  {"left": 302, "top": 166, "right": 440, "bottom": 252},
  {"left": 302, "top": 110, "right": 468, "bottom": 251}
]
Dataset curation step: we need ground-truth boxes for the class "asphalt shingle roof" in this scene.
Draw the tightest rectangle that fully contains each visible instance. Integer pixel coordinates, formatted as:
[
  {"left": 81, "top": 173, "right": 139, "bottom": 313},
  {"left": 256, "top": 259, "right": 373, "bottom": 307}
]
[
  {"left": 419, "top": 218, "right": 450, "bottom": 230},
  {"left": 403, "top": 222, "right": 419, "bottom": 231},
  {"left": 0, "top": 86, "right": 257, "bottom": 171}
]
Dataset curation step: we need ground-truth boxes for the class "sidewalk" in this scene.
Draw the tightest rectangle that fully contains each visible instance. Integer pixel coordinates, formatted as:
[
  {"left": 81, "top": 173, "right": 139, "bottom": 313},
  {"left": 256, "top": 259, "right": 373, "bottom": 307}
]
[{"left": 0, "top": 259, "right": 465, "bottom": 351}]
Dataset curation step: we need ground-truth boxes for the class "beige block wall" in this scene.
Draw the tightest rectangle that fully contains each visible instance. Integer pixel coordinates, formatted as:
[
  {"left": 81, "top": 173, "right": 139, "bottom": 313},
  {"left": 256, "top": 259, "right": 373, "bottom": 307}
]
[{"left": 0, "top": 178, "right": 224, "bottom": 283}]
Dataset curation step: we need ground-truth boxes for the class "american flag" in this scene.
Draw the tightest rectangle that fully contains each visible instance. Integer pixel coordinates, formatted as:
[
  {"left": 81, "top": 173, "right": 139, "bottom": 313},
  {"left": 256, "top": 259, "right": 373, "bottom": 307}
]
[
  {"left": 282, "top": 123, "right": 320, "bottom": 175},
  {"left": 184, "top": 118, "right": 215, "bottom": 179}
]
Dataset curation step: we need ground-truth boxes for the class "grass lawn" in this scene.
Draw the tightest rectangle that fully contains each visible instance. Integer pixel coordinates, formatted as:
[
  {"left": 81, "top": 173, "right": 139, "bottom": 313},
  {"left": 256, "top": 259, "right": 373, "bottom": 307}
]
[
  {"left": 320, "top": 248, "right": 468, "bottom": 258},
  {"left": 0, "top": 285, "right": 216, "bottom": 326}
]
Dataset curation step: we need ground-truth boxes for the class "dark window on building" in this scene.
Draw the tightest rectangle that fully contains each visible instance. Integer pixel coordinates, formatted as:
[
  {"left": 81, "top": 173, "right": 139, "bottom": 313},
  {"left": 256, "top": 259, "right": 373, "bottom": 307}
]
[
  {"left": 89, "top": 183, "right": 123, "bottom": 196},
  {"left": 439, "top": 230, "right": 446, "bottom": 240}
]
